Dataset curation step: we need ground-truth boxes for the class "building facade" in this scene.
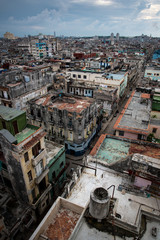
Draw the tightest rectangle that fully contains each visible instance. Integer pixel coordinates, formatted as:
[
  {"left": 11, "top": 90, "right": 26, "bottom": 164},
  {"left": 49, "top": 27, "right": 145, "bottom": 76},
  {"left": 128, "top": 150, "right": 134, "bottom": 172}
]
[
  {"left": 0, "top": 106, "right": 51, "bottom": 215},
  {"left": 27, "top": 93, "right": 102, "bottom": 157},
  {"left": 0, "top": 68, "right": 53, "bottom": 110},
  {"left": 144, "top": 66, "right": 160, "bottom": 82},
  {"left": 45, "top": 140, "right": 67, "bottom": 200},
  {"left": 66, "top": 70, "right": 128, "bottom": 99}
]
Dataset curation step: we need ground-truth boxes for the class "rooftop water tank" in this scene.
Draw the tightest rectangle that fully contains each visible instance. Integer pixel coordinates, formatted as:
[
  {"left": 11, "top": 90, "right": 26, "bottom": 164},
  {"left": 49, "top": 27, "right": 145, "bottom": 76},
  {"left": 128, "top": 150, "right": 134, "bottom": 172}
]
[{"left": 89, "top": 187, "right": 110, "bottom": 220}]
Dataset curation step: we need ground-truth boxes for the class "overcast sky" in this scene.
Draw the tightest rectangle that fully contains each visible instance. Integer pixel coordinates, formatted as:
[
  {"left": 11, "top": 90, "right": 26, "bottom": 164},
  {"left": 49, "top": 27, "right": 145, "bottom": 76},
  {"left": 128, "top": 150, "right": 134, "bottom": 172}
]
[{"left": 0, "top": 0, "right": 160, "bottom": 37}]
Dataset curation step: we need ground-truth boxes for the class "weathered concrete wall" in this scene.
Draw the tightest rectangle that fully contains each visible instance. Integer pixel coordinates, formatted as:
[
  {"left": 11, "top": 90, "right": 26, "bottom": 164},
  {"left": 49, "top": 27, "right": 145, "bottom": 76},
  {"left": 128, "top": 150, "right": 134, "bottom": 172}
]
[{"left": 0, "top": 133, "right": 29, "bottom": 203}]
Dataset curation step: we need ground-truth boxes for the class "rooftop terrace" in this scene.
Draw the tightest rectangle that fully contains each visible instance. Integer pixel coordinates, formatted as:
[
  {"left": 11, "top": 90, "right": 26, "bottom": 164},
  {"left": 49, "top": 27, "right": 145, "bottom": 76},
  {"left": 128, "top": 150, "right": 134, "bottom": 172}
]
[{"left": 15, "top": 124, "right": 39, "bottom": 144}]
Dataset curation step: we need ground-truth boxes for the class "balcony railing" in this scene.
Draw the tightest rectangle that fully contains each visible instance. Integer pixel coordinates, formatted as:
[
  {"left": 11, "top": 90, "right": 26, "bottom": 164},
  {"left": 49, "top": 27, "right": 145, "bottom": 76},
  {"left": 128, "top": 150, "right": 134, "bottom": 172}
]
[
  {"left": 31, "top": 183, "right": 52, "bottom": 209},
  {"left": 32, "top": 149, "right": 45, "bottom": 167},
  {"left": 35, "top": 167, "right": 49, "bottom": 184}
]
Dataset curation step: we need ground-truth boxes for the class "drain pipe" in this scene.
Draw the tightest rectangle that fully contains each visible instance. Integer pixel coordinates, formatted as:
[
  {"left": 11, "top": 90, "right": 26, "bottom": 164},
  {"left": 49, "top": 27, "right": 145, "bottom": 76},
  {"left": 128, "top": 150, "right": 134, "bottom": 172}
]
[{"left": 107, "top": 185, "right": 115, "bottom": 199}]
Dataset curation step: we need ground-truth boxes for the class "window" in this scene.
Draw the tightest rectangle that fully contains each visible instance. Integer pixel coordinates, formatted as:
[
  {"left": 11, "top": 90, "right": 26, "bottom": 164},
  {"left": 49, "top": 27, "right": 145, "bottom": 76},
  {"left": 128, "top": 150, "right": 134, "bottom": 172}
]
[
  {"left": 147, "top": 73, "right": 151, "bottom": 76},
  {"left": 24, "top": 152, "right": 29, "bottom": 162},
  {"left": 2, "top": 121, "right": 6, "bottom": 129},
  {"left": 119, "top": 131, "right": 124, "bottom": 136},
  {"left": 73, "top": 74, "right": 76, "bottom": 78},
  {"left": 60, "top": 161, "right": 64, "bottom": 168},
  {"left": 35, "top": 160, "right": 43, "bottom": 177},
  {"left": 83, "top": 75, "right": 87, "bottom": 79},
  {"left": 78, "top": 75, "right": 81, "bottom": 78},
  {"left": 32, "top": 142, "right": 41, "bottom": 158},
  {"left": 152, "top": 128, "right": 157, "bottom": 133},
  {"left": 28, "top": 170, "right": 33, "bottom": 182}
]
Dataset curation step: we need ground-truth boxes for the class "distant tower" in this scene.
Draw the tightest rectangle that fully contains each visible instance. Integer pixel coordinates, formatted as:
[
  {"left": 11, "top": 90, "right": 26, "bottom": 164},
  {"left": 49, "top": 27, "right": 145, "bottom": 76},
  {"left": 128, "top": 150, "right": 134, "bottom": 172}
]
[
  {"left": 111, "top": 33, "right": 114, "bottom": 40},
  {"left": 54, "top": 31, "right": 56, "bottom": 37},
  {"left": 110, "top": 33, "right": 114, "bottom": 45},
  {"left": 116, "top": 33, "right": 119, "bottom": 42}
]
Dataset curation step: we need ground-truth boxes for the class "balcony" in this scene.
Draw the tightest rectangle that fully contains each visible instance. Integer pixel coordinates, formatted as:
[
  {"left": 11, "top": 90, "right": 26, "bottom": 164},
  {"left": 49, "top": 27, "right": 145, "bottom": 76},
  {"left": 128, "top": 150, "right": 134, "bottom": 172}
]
[
  {"left": 31, "top": 183, "right": 52, "bottom": 209},
  {"left": 35, "top": 167, "right": 49, "bottom": 184},
  {"left": 32, "top": 149, "right": 45, "bottom": 167}
]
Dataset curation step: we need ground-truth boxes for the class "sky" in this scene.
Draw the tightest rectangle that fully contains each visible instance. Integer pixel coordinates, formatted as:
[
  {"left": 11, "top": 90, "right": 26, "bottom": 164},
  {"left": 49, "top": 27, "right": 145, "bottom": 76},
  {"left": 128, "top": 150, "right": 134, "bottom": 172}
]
[{"left": 0, "top": 0, "right": 160, "bottom": 37}]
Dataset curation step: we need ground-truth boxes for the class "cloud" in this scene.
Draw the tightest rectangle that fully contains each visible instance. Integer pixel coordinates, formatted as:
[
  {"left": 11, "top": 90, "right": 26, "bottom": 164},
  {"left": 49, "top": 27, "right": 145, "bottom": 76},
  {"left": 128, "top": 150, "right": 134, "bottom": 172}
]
[
  {"left": 137, "top": 0, "right": 160, "bottom": 20},
  {"left": 71, "top": 0, "right": 114, "bottom": 6},
  {"left": 1, "top": 0, "right": 160, "bottom": 37}
]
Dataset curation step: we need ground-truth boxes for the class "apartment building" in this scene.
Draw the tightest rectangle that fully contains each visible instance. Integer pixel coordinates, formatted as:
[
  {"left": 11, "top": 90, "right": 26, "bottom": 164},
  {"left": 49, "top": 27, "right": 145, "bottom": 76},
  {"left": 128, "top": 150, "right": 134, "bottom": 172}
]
[
  {"left": 27, "top": 93, "right": 102, "bottom": 157},
  {"left": 31, "top": 41, "right": 48, "bottom": 59},
  {"left": 45, "top": 140, "right": 67, "bottom": 199},
  {"left": 0, "top": 106, "right": 51, "bottom": 215},
  {"left": 66, "top": 75, "right": 118, "bottom": 115},
  {"left": 66, "top": 70, "right": 128, "bottom": 99},
  {"left": 0, "top": 68, "right": 53, "bottom": 110},
  {"left": 30, "top": 38, "right": 58, "bottom": 59},
  {"left": 144, "top": 66, "right": 160, "bottom": 82}
]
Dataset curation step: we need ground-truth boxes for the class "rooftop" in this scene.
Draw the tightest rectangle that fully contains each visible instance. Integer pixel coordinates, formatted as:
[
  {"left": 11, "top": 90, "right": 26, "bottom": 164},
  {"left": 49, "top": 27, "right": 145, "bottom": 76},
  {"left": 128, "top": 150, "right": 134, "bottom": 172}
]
[
  {"left": 15, "top": 124, "right": 39, "bottom": 144},
  {"left": 34, "top": 94, "right": 94, "bottom": 113},
  {"left": 67, "top": 165, "right": 160, "bottom": 235},
  {"left": 29, "top": 198, "right": 84, "bottom": 240},
  {"left": 104, "top": 72, "right": 126, "bottom": 80},
  {"left": 114, "top": 91, "right": 151, "bottom": 133},
  {"left": 0, "top": 105, "right": 25, "bottom": 121},
  {"left": 90, "top": 135, "right": 160, "bottom": 165},
  {"left": 45, "top": 140, "right": 64, "bottom": 165}
]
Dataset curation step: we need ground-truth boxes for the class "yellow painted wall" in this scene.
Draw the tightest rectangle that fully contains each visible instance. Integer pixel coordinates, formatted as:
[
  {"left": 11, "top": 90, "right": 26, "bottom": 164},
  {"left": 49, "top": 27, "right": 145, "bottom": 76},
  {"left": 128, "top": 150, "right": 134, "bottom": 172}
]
[{"left": 20, "top": 137, "right": 48, "bottom": 204}]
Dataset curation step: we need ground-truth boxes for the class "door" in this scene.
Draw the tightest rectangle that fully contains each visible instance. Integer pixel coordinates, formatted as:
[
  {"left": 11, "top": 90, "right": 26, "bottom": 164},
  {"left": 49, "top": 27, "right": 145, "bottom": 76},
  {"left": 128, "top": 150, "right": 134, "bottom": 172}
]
[{"left": 13, "top": 121, "right": 19, "bottom": 134}]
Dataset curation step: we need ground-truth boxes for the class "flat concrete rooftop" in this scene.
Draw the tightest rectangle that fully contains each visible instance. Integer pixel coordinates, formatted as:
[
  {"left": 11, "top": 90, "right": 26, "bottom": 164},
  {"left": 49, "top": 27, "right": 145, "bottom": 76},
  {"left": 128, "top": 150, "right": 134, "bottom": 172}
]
[
  {"left": 67, "top": 165, "right": 160, "bottom": 234},
  {"left": 114, "top": 91, "right": 151, "bottom": 132},
  {"left": 90, "top": 135, "right": 160, "bottom": 165},
  {"left": 0, "top": 105, "right": 25, "bottom": 121},
  {"left": 34, "top": 94, "right": 94, "bottom": 113},
  {"left": 45, "top": 140, "right": 64, "bottom": 165},
  {"left": 70, "top": 213, "right": 160, "bottom": 240}
]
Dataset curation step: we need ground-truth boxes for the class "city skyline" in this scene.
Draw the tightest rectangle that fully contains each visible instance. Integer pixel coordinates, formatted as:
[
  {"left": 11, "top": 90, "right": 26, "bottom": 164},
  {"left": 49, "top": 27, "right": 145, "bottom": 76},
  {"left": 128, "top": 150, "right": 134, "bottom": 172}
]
[{"left": 0, "top": 0, "right": 160, "bottom": 37}]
